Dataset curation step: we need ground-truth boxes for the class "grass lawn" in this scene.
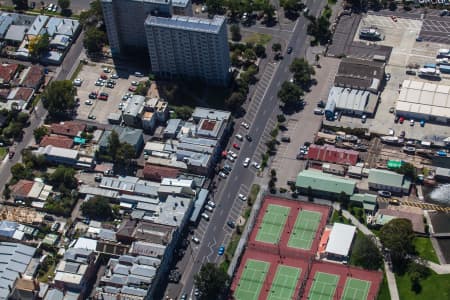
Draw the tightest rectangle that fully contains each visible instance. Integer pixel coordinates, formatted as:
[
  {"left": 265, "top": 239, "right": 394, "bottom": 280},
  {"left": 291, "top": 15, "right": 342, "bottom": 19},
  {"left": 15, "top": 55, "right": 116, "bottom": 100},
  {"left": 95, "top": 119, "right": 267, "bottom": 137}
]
[
  {"left": 243, "top": 33, "right": 272, "bottom": 45},
  {"left": 377, "top": 271, "right": 391, "bottom": 300},
  {"left": 396, "top": 270, "right": 450, "bottom": 300},
  {"left": 349, "top": 230, "right": 366, "bottom": 266},
  {"left": 70, "top": 62, "right": 85, "bottom": 81},
  {"left": 413, "top": 237, "right": 440, "bottom": 264},
  {"left": 0, "top": 147, "right": 7, "bottom": 160}
]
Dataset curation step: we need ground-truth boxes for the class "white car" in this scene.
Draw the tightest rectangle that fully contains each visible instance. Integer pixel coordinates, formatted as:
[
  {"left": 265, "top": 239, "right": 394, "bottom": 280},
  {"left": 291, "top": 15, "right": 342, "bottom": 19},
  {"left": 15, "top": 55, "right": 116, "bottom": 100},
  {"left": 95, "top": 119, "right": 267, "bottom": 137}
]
[
  {"left": 84, "top": 100, "right": 93, "bottom": 105},
  {"left": 131, "top": 80, "right": 139, "bottom": 86},
  {"left": 227, "top": 155, "right": 235, "bottom": 162},
  {"left": 252, "top": 162, "right": 261, "bottom": 170},
  {"left": 73, "top": 78, "right": 82, "bottom": 86},
  {"left": 52, "top": 5, "right": 57, "bottom": 12},
  {"left": 219, "top": 171, "right": 227, "bottom": 179},
  {"left": 201, "top": 213, "right": 210, "bottom": 221},
  {"left": 228, "top": 150, "right": 237, "bottom": 159},
  {"left": 243, "top": 157, "right": 250, "bottom": 167},
  {"left": 235, "top": 134, "right": 243, "bottom": 141},
  {"left": 47, "top": 4, "right": 53, "bottom": 11},
  {"left": 238, "top": 194, "right": 247, "bottom": 201},
  {"left": 103, "top": 67, "right": 112, "bottom": 73},
  {"left": 205, "top": 205, "right": 214, "bottom": 212},
  {"left": 134, "top": 72, "right": 144, "bottom": 77},
  {"left": 241, "top": 122, "right": 250, "bottom": 129},
  {"left": 110, "top": 73, "right": 119, "bottom": 79},
  {"left": 207, "top": 200, "right": 216, "bottom": 208},
  {"left": 192, "top": 236, "right": 200, "bottom": 244}
]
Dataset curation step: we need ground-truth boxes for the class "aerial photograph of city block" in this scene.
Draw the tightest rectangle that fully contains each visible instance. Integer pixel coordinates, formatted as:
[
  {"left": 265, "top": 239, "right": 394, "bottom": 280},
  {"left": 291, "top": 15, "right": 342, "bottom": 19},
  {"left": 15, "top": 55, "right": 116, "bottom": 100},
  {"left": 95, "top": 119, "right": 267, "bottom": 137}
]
[{"left": 0, "top": 0, "right": 448, "bottom": 299}]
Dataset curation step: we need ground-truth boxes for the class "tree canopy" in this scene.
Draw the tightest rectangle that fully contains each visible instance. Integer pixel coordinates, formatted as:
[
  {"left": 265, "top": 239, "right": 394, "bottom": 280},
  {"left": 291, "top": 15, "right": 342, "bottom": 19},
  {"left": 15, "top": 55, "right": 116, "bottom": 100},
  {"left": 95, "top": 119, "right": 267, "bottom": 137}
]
[
  {"left": 380, "top": 218, "right": 415, "bottom": 272},
  {"left": 290, "top": 58, "right": 315, "bottom": 89},
  {"left": 33, "top": 126, "right": 48, "bottom": 143},
  {"left": 83, "top": 27, "right": 106, "bottom": 53},
  {"left": 29, "top": 34, "right": 50, "bottom": 59},
  {"left": 351, "top": 234, "right": 383, "bottom": 270},
  {"left": 58, "top": 0, "right": 70, "bottom": 10},
  {"left": 230, "top": 24, "right": 241, "bottom": 42},
  {"left": 194, "top": 263, "right": 230, "bottom": 300},
  {"left": 12, "top": 0, "right": 28, "bottom": 10},
  {"left": 81, "top": 196, "right": 114, "bottom": 220},
  {"left": 41, "top": 80, "right": 77, "bottom": 120},
  {"left": 49, "top": 166, "right": 78, "bottom": 190},
  {"left": 277, "top": 81, "right": 304, "bottom": 107}
]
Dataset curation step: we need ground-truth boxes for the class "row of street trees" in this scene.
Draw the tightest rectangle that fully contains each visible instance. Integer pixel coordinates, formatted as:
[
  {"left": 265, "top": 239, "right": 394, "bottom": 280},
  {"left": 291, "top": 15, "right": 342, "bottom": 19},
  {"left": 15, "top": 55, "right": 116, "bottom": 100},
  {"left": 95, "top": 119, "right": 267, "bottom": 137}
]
[{"left": 206, "top": 0, "right": 276, "bottom": 24}]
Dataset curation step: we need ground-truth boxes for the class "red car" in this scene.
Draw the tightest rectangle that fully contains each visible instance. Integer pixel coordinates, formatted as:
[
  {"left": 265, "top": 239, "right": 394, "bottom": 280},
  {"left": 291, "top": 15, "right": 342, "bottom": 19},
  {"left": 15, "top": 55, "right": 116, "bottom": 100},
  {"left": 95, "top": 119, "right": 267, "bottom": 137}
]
[
  {"left": 399, "top": 117, "right": 405, "bottom": 124},
  {"left": 233, "top": 143, "right": 240, "bottom": 150},
  {"left": 100, "top": 73, "right": 108, "bottom": 80},
  {"left": 98, "top": 95, "right": 108, "bottom": 100},
  {"left": 128, "top": 86, "right": 137, "bottom": 92}
]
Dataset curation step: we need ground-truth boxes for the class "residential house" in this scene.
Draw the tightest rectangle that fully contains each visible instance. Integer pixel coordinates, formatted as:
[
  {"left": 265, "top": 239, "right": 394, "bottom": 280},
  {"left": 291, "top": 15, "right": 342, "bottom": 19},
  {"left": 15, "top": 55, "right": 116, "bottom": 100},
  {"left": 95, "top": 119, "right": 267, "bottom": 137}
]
[
  {"left": 7, "top": 87, "right": 34, "bottom": 110},
  {"left": 19, "top": 65, "right": 44, "bottom": 90},
  {"left": 10, "top": 179, "right": 34, "bottom": 201},
  {"left": 9, "top": 278, "right": 40, "bottom": 300},
  {"left": 141, "top": 164, "right": 180, "bottom": 182},
  {"left": 0, "top": 63, "right": 18, "bottom": 87},
  {"left": 368, "top": 169, "right": 411, "bottom": 195},
  {"left": 40, "top": 135, "right": 74, "bottom": 149},
  {"left": 49, "top": 121, "right": 86, "bottom": 138},
  {"left": 99, "top": 125, "right": 144, "bottom": 154},
  {"left": 32, "top": 145, "right": 94, "bottom": 169},
  {"left": 10, "top": 179, "right": 53, "bottom": 208}
]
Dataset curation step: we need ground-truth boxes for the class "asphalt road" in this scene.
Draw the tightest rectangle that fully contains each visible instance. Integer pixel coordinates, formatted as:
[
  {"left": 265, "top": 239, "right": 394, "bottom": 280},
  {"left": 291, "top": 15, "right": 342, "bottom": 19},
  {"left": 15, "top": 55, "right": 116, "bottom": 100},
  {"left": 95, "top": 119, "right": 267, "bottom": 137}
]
[
  {"left": 174, "top": 0, "right": 327, "bottom": 298},
  {"left": 0, "top": 32, "right": 85, "bottom": 197}
]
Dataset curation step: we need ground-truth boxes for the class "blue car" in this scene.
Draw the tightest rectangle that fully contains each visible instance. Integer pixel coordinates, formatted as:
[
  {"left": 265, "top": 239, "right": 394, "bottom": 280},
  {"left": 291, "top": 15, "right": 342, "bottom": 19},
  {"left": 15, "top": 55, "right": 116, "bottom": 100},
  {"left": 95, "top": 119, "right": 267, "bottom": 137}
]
[
  {"left": 420, "top": 120, "right": 425, "bottom": 127},
  {"left": 218, "top": 246, "right": 225, "bottom": 256}
]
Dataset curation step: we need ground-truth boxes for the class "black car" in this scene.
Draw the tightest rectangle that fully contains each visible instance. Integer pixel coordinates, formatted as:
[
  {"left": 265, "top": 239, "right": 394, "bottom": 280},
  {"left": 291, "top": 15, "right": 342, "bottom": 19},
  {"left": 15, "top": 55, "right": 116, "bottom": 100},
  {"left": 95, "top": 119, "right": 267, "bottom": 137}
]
[
  {"left": 245, "top": 134, "right": 252, "bottom": 142},
  {"left": 287, "top": 47, "right": 293, "bottom": 54},
  {"left": 223, "top": 164, "right": 232, "bottom": 172},
  {"left": 221, "top": 168, "right": 230, "bottom": 175},
  {"left": 88, "top": 92, "right": 97, "bottom": 99},
  {"left": 227, "top": 220, "right": 236, "bottom": 228},
  {"left": 317, "top": 100, "right": 326, "bottom": 108}
]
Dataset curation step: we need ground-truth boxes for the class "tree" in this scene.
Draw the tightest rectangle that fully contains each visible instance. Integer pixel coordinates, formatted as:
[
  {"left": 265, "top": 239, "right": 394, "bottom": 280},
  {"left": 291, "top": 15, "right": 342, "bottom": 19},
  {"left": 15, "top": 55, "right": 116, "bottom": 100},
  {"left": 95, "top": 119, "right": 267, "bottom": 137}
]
[
  {"left": 49, "top": 166, "right": 77, "bottom": 189},
  {"left": 243, "top": 48, "right": 256, "bottom": 63},
  {"left": 12, "top": 0, "right": 28, "bottom": 10},
  {"left": 230, "top": 24, "right": 241, "bottom": 41},
  {"left": 338, "top": 191, "right": 349, "bottom": 209},
  {"left": 396, "top": 162, "right": 416, "bottom": 180},
  {"left": 29, "top": 34, "right": 50, "bottom": 59},
  {"left": 205, "top": 0, "right": 223, "bottom": 15},
  {"left": 277, "top": 81, "right": 304, "bottom": 107},
  {"left": 108, "top": 130, "right": 121, "bottom": 162},
  {"left": 351, "top": 234, "right": 383, "bottom": 270},
  {"left": 230, "top": 51, "right": 240, "bottom": 67},
  {"left": 81, "top": 196, "right": 114, "bottom": 220},
  {"left": 194, "top": 263, "right": 230, "bottom": 299},
  {"left": 11, "top": 163, "right": 32, "bottom": 181},
  {"left": 272, "top": 43, "right": 282, "bottom": 52},
  {"left": 225, "top": 92, "right": 245, "bottom": 110},
  {"left": 254, "top": 44, "right": 266, "bottom": 58},
  {"left": 408, "top": 261, "right": 431, "bottom": 293},
  {"left": 58, "top": 0, "right": 70, "bottom": 10},
  {"left": 174, "top": 106, "right": 193, "bottom": 120},
  {"left": 277, "top": 114, "right": 286, "bottom": 123},
  {"left": 380, "top": 218, "right": 415, "bottom": 272},
  {"left": 41, "top": 80, "right": 77, "bottom": 120},
  {"left": 83, "top": 27, "right": 106, "bottom": 53},
  {"left": 33, "top": 126, "right": 48, "bottom": 143},
  {"left": 290, "top": 58, "right": 315, "bottom": 89},
  {"left": 116, "top": 143, "right": 136, "bottom": 168}
]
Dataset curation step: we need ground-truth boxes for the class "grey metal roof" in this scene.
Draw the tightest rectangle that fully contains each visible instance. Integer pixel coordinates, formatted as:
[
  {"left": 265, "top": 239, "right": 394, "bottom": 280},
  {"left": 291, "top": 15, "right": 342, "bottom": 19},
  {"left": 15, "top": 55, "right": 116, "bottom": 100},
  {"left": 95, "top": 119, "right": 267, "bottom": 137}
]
[
  {"left": 172, "top": 0, "right": 190, "bottom": 7},
  {"left": 192, "top": 107, "right": 231, "bottom": 121},
  {"left": 113, "top": 264, "right": 130, "bottom": 275},
  {"left": 145, "top": 15, "right": 225, "bottom": 34},
  {"left": 28, "top": 15, "right": 49, "bottom": 36},
  {"left": 124, "top": 95, "right": 146, "bottom": 117},
  {"left": 130, "top": 264, "right": 155, "bottom": 277},
  {"left": 45, "top": 17, "right": 79, "bottom": 37},
  {"left": 99, "top": 229, "right": 117, "bottom": 241},
  {"left": 0, "top": 14, "right": 15, "bottom": 38},
  {"left": 164, "top": 119, "right": 182, "bottom": 135},
  {"left": 4, "top": 25, "right": 27, "bottom": 41},
  {"left": 44, "top": 289, "right": 64, "bottom": 300},
  {"left": 121, "top": 286, "right": 147, "bottom": 297},
  {"left": 64, "top": 262, "right": 80, "bottom": 273}
]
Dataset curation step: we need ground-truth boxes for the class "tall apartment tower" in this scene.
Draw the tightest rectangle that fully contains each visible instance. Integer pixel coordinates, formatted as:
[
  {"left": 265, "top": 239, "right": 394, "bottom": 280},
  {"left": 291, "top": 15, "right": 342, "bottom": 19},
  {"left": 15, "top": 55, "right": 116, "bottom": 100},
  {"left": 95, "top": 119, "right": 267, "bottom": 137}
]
[
  {"left": 101, "top": 0, "right": 192, "bottom": 55},
  {"left": 144, "top": 15, "right": 231, "bottom": 86}
]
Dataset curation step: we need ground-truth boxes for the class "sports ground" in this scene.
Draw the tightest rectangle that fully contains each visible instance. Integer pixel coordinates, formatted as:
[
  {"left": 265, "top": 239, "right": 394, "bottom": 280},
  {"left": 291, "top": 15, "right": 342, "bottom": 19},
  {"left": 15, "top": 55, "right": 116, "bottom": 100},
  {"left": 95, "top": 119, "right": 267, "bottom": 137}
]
[{"left": 231, "top": 196, "right": 383, "bottom": 300}]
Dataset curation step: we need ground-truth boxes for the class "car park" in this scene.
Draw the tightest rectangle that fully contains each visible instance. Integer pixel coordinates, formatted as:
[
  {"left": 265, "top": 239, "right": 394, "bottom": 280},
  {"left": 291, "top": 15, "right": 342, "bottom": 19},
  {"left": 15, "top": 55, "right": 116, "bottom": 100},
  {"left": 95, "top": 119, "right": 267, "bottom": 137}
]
[
  {"left": 218, "top": 246, "right": 225, "bottom": 256},
  {"left": 205, "top": 205, "right": 214, "bottom": 212},
  {"left": 245, "top": 134, "right": 252, "bottom": 142},
  {"left": 207, "top": 201, "right": 216, "bottom": 208},
  {"left": 378, "top": 190, "right": 392, "bottom": 198},
  {"left": 201, "top": 213, "right": 209, "bottom": 221},
  {"left": 238, "top": 194, "right": 247, "bottom": 201},
  {"left": 243, "top": 157, "right": 250, "bottom": 167},
  {"left": 241, "top": 122, "right": 250, "bottom": 129},
  {"left": 235, "top": 134, "right": 243, "bottom": 141},
  {"left": 192, "top": 236, "right": 200, "bottom": 244}
]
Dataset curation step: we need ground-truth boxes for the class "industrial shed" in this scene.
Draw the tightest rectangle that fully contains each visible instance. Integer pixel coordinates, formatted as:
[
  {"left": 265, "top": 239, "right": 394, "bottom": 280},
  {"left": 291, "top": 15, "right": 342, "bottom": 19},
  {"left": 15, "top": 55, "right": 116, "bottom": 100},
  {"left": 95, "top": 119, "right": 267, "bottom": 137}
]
[{"left": 395, "top": 80, "right": 450, "bottom": 123}]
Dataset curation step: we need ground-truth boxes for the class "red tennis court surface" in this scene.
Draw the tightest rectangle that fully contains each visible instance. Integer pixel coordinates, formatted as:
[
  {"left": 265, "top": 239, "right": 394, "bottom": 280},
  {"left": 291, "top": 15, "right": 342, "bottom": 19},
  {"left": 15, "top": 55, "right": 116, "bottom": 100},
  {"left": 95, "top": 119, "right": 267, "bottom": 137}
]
[
  {"left": 248, "top": 196, "right": 331, "bottom": 257},
  {"left": 300, "top": 261, "right": 382, "bottom": 300},
  {"left": 230, "top": 248, "right": 309, "bottom": 300}
]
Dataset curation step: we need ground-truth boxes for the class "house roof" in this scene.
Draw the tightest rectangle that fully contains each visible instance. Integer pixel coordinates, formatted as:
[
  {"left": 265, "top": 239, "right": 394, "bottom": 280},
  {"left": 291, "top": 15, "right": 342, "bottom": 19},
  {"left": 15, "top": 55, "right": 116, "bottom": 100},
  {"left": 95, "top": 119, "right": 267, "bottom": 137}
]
[
  {"left": 335, "top": 57, "right": 384, "bottom": 91},
  {"left": 307, "top": 144, "right": 359, "bottom": 165},
  {"left": 368, "top": 169, "right": 409, "bottom": 189},
  {"left": 40, "top": 135, "right": 73, "bottom": 149},
  {"left": 4, "top": 25, "right": 27, "bottom": 41},
  {"left": 325, "top": 223, "right": 356, "bottom": 256},
  {"left": 0, "top": 63, "right": 18, "bottom": 83},
  {"left": 50, "top": 121, "right": 85, "bottom": 137},
  {"left": 8, "top": 87, "right": 34, "bottom": 101},
  {"left": 296, "top": 170, "right": 356, "bottom": 195},
  {"left": 11, "top": 180, "right": 34, "bottom": 198},
  {"left": 142, "top": 164, "right": 180, "bottom": 182},
  {"left": 21, "top": 65, "right": 44, "bottom": 88}
]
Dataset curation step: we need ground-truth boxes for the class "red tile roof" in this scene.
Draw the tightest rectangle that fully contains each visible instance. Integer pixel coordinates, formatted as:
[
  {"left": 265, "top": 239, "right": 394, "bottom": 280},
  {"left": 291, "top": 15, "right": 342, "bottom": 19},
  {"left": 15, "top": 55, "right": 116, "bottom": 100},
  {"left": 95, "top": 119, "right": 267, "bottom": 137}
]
[
  {"left": 50, "top": 121, "right": 86, "bottom": 137},
  {"left": 21, "top": 65, "right": 44, "bottom": 89},
  {"left": 11, "top": 179, "right": 34, "bottom": 198},
  {"left": 307, "top": 144, "right": 359, "bottom": 166},
  {"left": 0, "top": 89, "right": 9, "bottom": 99},
  {"left": 200, "top": 119, "right": 217, "bottom": 131},
  {"left": 10, "top": 87, "right": 34, "bottom": 101},
  {"left": 40, "top": 135, "right": 73, "bottom": 149},
  {"left": 143, "top": 164, "right": 180, "bottom": 182},
  {"left": 0, "top": 64, "right": 18, "bottom": 84}
]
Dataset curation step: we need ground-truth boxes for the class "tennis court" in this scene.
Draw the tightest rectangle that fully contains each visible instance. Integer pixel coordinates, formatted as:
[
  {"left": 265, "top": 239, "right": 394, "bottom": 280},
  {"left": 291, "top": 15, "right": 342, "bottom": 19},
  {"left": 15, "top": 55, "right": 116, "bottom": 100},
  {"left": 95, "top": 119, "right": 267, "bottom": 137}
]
[
  {"left": 288, "top": 210, "right": 322, "bottom": 249},
  {"left": 307, "top": 272, "right": 339, "bottom": 300},
  {"left": 341, "top": 278, "right": 371, "bottom": 300},
  {"left": 255, "top": 204, "right": 290, "bottom": 244},
  {"left": 234, "top": 259, "right": 270, "bottom": 300},
  {"left": 267, "top": 265, "right": 301, "bottom": 300}
]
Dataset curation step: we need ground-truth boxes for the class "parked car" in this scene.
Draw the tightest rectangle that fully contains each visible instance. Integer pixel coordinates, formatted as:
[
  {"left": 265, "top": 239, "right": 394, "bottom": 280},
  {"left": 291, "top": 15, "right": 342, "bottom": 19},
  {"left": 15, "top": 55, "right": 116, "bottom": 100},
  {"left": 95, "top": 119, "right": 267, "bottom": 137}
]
[
  {"left": 399, "top": 117, "right": 405, "bottom": 124},
  {"left": 223, "top": 164, "right": 232, "bottom": 173},
  {"left": 287, "top": 46, "right": 293, "bottom": 54},
  {"left": 128, "top": 86, "right": 137, "bottom": 92},
  {"left": 252, "top": 162, "right": 261, "bottom": 169},
  {"left": 103, "top": 67, "right": 112, "bottom": 73},
  {"left": 245, "top": 134, "right": 252, "bottom": 142},
  {"left": 218, "top": 246, "right": 225, "bottom": 256},
  {"left": 219, "top": 171, "right": 227, "bottom": 179},
  {"left": 241, "top": 122, "right": 250, "bottom": 129},
  {"left": 227, "top": 220, "right": 236, "bottom": 228},
  {"left": 235, "top": 134, "right": 243, "bottom": 141},
  {"left": 51, "top": 222, "right": 60, "bottom": 232},
  {"left": 243, "top": 157, "right": 250, "bottom": 167},
  {"left": 233, "top": 143, "right": 240, "bottom": 149},
  {"left": 201, "top": 213, "right": 210, "bottom": 221},
  {"left": 207, "top": 201, "right": 216, "bottom": 208},
  {"left": 134, "top": 72, "right": 144, "bottom": 77},
  {"left": 281, "top": 135, "right": 291, "bottom": 142},
  {"left": 238, "top": 194, "right": 247, "bottom": 201},
  {"left": 84, "top": 100, "right": 93, "bottom": 105},
  {"left": 192, "top": 237, "right": 200, "bottom": 244},
  {"left": 378, "top": 190, "right": 392, "bottom": 198},
  {"left": 110, "top": 73, "right": 119, "bottom": 79},
  {"left": 205, "top": 205, "right": 214, "bottom": 212},
  {"left": 89, "top": 92, "right": 98, "bottom": 99},
  {"left": 228, "top": 150, "right": 237, "bottom": 159},
  {"left": 313, "top": 108, "right": 324, "bottom": 115},
  {"left": 420, "top": 120, "right": 425, "bottom": 127},
  {"left": 73, "top": 78, "right": 82, "bottom": 86},
  {"left": 131, "top": 80, "right": 139, "bottom": 86},
  {"left": 317, "top": 100, "right": 326, "bottom": 108},
  {"left": 410, "top": 119, "right": 415, "bottom": 126}
]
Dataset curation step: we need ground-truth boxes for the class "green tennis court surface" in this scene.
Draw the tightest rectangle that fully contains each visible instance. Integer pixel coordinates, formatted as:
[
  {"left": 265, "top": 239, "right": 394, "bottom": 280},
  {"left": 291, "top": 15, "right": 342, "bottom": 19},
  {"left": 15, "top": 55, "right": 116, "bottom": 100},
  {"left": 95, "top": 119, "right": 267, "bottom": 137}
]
[
  {"left": 255, "top": 204, "right": 290, "bottom": 244},
  {"left": 267, "top": 265, "right": 301, "bottom": 300},
  {"left": 307, "top": 272, "right": 339, "bottom": 300},
  {"left": 341, "top": 278, "right": 371, "bottom": 300},
  {"left": 288, "top": 210, "right": 322, "bottom": 249},
  {"left": 234, "top": 259, "right": 270, "bottom": 300}
]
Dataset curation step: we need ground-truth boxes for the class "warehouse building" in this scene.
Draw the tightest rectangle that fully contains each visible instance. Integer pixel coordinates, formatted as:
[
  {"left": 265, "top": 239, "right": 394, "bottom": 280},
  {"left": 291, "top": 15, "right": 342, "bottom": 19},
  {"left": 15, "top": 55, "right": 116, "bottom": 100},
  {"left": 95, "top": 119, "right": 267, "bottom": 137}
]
[
  {"left": 296, "top": 170, "right": 356, "bottom": 200},
  {"left": 395, "top": 79, "right": 450, "bottom": 124},
  {"left": 367, "top": 169, "right": 411, "bottom": 195},
  {"left": 324, "top": 223, "right": 356, "bottom": 262},
  {"left": 325, "top": 86, "right": 378, "bottom": 118}
]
